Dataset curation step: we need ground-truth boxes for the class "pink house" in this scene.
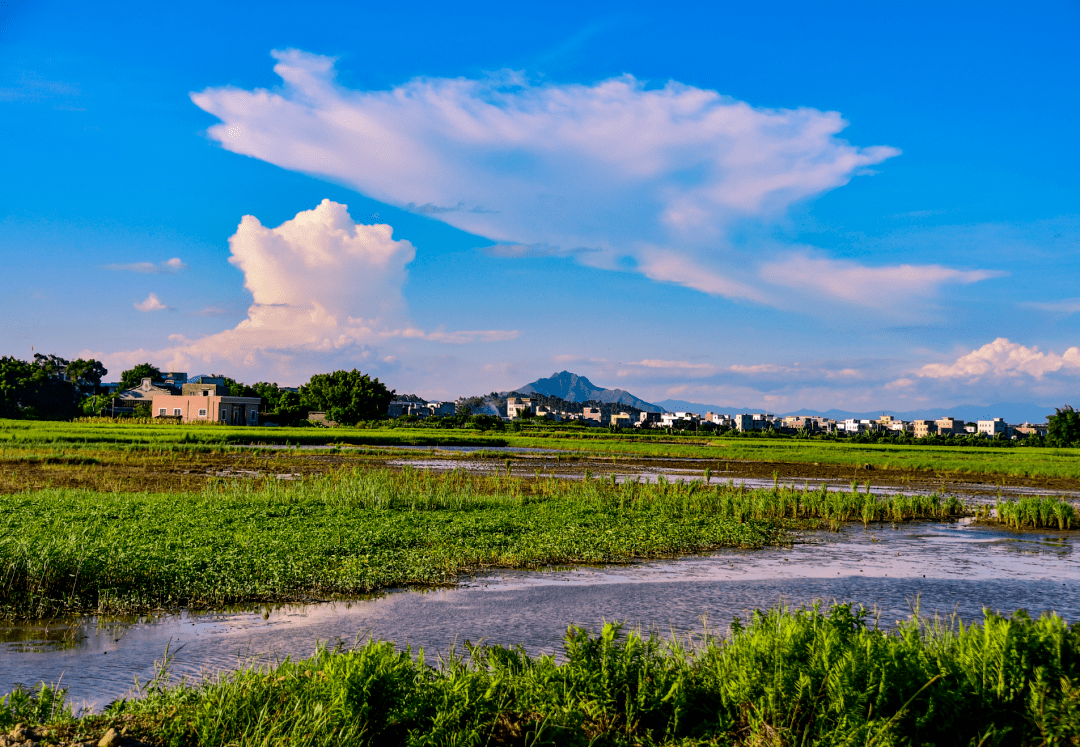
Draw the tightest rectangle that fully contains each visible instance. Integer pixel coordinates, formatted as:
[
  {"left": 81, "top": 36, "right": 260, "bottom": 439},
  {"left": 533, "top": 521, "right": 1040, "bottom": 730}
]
[{"left": 151, "top": 382, "right": 261, "bottom": 425}]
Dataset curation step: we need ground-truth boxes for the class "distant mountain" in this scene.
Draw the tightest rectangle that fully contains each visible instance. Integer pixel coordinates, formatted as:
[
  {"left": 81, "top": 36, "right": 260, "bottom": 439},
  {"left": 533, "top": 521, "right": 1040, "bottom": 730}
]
[
  {"left": 516, "top": 371, "right": 664, "bottom": 413},
  {"left": 655, "top": 399, "right": 1057, "bottom": 424}
]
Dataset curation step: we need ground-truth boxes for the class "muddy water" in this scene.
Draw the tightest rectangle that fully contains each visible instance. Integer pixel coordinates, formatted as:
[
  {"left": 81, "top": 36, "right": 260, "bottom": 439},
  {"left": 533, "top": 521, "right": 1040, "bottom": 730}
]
[{"left": 3, "top": 521, "right": 1079, "bottom": 713}]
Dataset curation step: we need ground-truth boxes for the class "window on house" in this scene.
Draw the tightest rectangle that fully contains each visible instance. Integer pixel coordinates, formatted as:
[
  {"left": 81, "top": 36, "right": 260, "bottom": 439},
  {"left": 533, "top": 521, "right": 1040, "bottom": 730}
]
[
  {"left": 158, "top": 408, "right": 166, "bottom": 416},
  {"left": 249, "top": 410, "right": 257, "bottom": 421},
  {"left": 198, "top": 409, "right": 207, "bottom": 417},
  {"left": 173, "top": 408, "right": 182, "bottom": 416}
]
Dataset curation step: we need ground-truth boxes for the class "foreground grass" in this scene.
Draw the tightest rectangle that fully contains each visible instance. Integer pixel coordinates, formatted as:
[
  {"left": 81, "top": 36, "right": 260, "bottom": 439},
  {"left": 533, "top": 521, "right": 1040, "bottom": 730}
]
[
  {"left": 6, "top": 419, "right": 1080, "bottom": 480},
  {"left": 7, "top": 603, "right": 1080, "bottom": 746},
  {"left": 0, "top": 467, "right": 978, "bottom": 619}
]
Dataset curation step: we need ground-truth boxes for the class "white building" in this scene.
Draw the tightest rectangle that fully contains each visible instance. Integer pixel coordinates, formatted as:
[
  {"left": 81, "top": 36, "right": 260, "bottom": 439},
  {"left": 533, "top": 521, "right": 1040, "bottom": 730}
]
[
  {"left": 506, "top": 397, "right": 534, "bottom": 419},
  {"left": 977, "top": 418, "right": 1009, "bottom": 437}
]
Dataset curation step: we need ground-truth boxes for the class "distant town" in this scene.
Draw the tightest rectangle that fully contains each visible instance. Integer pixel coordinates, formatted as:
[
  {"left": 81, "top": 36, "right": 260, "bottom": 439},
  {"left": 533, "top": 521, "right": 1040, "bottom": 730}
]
[{"left": 98, "top": 368, "right": 1049, "bottom": 440}]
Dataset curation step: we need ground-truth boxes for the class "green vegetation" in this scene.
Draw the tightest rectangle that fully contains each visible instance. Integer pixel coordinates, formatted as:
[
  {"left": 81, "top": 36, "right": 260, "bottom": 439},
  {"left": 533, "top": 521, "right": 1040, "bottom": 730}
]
[
  {"left": 0, "top": 355, "right": 106, "bottom": 420},
  {"left": 0, "top": 467, "right": 974, "bottom": 619},
  {"left": 6, "top": 418, "right": 1080, "bottom": 479},
  {"left": 997, "top": 495, "right": 1077, "bottom": 530},
  {"left": 0, "top": 469, "right": 783, "bottom": 619},
  {"left": 8, "top": 603, "right": 1080, "bottom": 745},
  {"left": 1050, "top": 405, "right": 1080, "bottom": 448},
  {"left": 118, "top": 362, "right": 162, "bottom": 390},
  {"left": 300, "top": 369, "right": 395, "bottom": 425}
]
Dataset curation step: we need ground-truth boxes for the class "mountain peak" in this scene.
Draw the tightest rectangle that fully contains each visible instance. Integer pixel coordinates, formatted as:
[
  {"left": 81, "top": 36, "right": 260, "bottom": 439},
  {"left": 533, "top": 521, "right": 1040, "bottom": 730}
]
[{"left": 515, "top": 371, "right": 662, "bottom": 412}]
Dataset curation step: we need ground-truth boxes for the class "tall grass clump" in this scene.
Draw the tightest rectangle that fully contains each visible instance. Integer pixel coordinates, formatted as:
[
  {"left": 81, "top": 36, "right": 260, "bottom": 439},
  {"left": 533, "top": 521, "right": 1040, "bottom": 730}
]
[
  {"left": 996, "top": 495, "right": 1077, "bottom": 530},
  {"left": 18, "top": 603, "right": 1079, "bottom": 746}
]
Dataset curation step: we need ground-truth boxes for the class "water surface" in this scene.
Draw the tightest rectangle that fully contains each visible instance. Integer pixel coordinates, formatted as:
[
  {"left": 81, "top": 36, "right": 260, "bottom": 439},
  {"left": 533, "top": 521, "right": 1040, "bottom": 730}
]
[{"left": 3, "top": 521, "right": 1077, "bottom": 713}]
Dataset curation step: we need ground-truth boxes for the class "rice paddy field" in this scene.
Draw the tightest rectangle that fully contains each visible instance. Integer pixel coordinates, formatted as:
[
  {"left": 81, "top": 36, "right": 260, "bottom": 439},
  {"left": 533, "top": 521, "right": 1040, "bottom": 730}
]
[{"left": 4, "top": 419, "right": 1080, "bottom": 484}]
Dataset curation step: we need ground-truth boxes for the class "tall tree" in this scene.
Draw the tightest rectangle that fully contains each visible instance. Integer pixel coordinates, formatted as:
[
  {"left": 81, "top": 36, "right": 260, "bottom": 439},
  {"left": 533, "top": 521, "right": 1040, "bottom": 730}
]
[
  {"left": 0, "top": 355, "right": 79, "bottom": 419},
  {"left": 300, "top": 369, "right": 394, "bottom": 426},
  {"left": 223, "top": 377, "right": 258, "bottom": 398},
  {"left": 119, "top": 363, "right": 163, "bottom": 390},
  {"left": 66, "top": 358, "right": 107, "bottom": 393},
  {"left": 1048, "top": 405, "right": 1080, "bottom": 447}
]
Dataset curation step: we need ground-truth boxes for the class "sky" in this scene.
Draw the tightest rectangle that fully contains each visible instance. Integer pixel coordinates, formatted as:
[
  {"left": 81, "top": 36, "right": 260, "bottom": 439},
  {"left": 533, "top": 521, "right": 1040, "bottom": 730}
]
[{"left": 2, "top": 0, "right": 1078, "bottom": 412}]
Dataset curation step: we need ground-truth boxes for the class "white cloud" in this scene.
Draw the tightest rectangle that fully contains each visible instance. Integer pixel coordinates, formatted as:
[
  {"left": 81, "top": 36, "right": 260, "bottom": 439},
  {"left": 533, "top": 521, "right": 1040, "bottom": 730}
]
[
  {"left": 106, "top": 258, "right": 188, "bottom": 274},
  {"left": 134, "top": 293, "right": 172, "bottom": 312},
  {"left": 761, "top": 254, "right": 1003, "bottom": 310},
  {"left": 191, "top": 50, "right": 918, "bottom": 305},
  {"left": 1023, "top": 298, "right": 1080, "bottom": 314},
  {"left": 914, "top": 338, "right": 1080, "bottom": 380},
  {"left": 633, "top": 359, "right": 715, "bottom": 371},
  {"left": 108, "top": 200, "right": 516, "bottom": 378}
]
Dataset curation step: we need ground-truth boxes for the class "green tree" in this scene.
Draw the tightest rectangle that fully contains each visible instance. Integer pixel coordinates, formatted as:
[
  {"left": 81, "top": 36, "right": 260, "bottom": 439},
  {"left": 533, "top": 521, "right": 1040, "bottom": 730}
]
[
  {"left": 300, "top": 369, "right": 394, "bottom": 426},
  {"left": 223, "top": 377, "right": 258, "bottom": 398},
  {"left": 1048, "top": 405, "right": 1080, "bottom": 447},
  {"left": 66, "top": 358, "right": 107, "bottom": 393},
  {"left": 0, "top": 355, "right": 79, "bottom": 420},
  {"left": 251, "top": 383, "right": 307, "bottom": 426},
  {"left": 119, "top": 363, "right": 163, "bottom": 390}
]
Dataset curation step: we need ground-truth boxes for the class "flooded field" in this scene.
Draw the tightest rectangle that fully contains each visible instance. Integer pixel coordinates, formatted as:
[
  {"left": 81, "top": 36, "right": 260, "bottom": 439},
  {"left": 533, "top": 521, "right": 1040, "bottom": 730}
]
[
  {"left": 388, "top": 451, "right": 1080, "bottom": 504},
  {"left": 4, "top": 520, "right": 1078, "bottom": 713}
]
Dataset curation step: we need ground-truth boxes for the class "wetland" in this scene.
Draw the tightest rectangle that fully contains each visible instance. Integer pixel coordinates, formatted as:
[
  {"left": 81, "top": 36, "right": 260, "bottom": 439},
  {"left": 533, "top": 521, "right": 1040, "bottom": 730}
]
[{"left": 4, "top": 419, "right": 1080, "bottom": 744}]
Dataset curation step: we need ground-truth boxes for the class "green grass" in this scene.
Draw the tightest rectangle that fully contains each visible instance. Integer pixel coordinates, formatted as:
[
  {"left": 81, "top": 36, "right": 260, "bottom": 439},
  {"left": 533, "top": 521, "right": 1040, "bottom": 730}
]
[
  {"left": 0, "top": 469, "right": 781, "bottom": 619},
  {"left": 8, "top": 603, "right": 1080, "bottom": 746},
  {"left": 5, "top": 419, "right": 1080, "bottom": 479},
  {"left": 0, "top": 467, "right": 978, "bottom": 620}
]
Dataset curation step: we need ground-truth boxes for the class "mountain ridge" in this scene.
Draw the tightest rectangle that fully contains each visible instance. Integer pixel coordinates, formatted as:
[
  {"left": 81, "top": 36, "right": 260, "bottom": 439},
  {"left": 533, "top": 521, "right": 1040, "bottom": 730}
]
[{"left": 515, "top": 371, "right": 664, "bottom": 413}]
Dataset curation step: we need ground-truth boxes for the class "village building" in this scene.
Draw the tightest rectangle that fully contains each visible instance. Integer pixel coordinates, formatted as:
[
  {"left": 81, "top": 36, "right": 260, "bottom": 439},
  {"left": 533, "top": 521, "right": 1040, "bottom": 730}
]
[
  {"left": 912, "top": 420, "right": 938, "bottom": 438},
  {"left": 151, "top": 380, "right": 261, "bottom": 425},
  {"left": 506, "top": 397, "right": 534, "bottom": 419},
  {"left": 111, "top": 377, "right": 177, "bottom": 415},
  {"left": 935, "top": 417, "right": 966, "bottom": 436},
  {"left": 977, "top": 418, "right": 1010, "bottom": 438}
]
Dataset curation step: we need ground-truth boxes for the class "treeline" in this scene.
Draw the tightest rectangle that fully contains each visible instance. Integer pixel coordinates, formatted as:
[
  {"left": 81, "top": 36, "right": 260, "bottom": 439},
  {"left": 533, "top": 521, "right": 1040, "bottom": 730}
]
[{"left": 0, "top": 354, "right": 107, "bottom": 420}]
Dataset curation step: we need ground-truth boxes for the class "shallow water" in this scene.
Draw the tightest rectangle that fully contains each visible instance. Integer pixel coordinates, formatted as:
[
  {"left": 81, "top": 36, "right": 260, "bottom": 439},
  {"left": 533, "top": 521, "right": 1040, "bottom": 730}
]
[
  {"left": 388, "top": 457, "right": 1080, "bottom": 504},
  {"left": 2, "top": 521, "right": 1078, "bottom": 713}
]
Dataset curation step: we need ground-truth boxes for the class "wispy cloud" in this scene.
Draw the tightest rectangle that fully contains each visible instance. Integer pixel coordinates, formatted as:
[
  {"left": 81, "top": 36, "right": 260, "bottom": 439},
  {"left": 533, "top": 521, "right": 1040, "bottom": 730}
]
[
  {"left": 104, "top": 257, "right": 188, "bottom": 274},
  {"left": 134, "top": 293, "right": 173, "bottom": 312},
  {"left": 1023, "top": 298, "right": 1080, "bottom": 314},
  {"left": 761, "top": 254, "right": 1003, "bottom": 312},
  {"left": 188, "top": 306, "right": 231, "bottom": 317},
  {"left": 192, "top": 50, "right": 907, "bottom": 304}
]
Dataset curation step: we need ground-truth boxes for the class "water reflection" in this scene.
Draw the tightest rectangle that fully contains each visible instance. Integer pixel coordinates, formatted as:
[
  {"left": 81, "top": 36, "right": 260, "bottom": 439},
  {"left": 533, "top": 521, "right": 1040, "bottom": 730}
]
[{"left": 3, "top": 521, "right": 1078, "bottom": 713}]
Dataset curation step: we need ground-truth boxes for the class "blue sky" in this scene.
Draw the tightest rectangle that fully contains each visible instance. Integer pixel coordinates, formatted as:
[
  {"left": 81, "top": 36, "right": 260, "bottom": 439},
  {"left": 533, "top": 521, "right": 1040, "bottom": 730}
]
[{"left": 2, "top": 0, "right": 1078, "bottom": 411}]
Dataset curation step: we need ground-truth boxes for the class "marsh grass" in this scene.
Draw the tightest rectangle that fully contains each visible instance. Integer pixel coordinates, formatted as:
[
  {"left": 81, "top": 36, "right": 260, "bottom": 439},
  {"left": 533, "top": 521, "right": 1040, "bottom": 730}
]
[
  {"left": 9, "top": 603, "right": 1080, "bottom": 746},
  {"left": 0, "top": 468, "right": 972, "bottom": 620}
]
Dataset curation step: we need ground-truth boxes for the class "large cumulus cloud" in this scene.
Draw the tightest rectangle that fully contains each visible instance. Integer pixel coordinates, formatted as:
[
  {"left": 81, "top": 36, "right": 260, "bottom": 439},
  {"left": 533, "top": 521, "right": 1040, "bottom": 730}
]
[
  {"left": 189, "top": 51, "right": 997, "bottom": 308},
  {"left": 103, "top": 200, "right": 516, "bottom": 379}
]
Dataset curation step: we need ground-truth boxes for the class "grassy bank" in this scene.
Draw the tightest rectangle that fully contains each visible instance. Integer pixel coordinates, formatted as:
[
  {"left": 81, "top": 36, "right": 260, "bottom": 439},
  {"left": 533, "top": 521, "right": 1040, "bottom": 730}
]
[
  {"left": 7, "top": 603, "right": 1080, "bottom": 746},
  {"left": 0, "top": 468, "right": 977, "bottom": 619},
  {"left": 5, "top": 419, "right": 1080, "bottom": 480}
]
